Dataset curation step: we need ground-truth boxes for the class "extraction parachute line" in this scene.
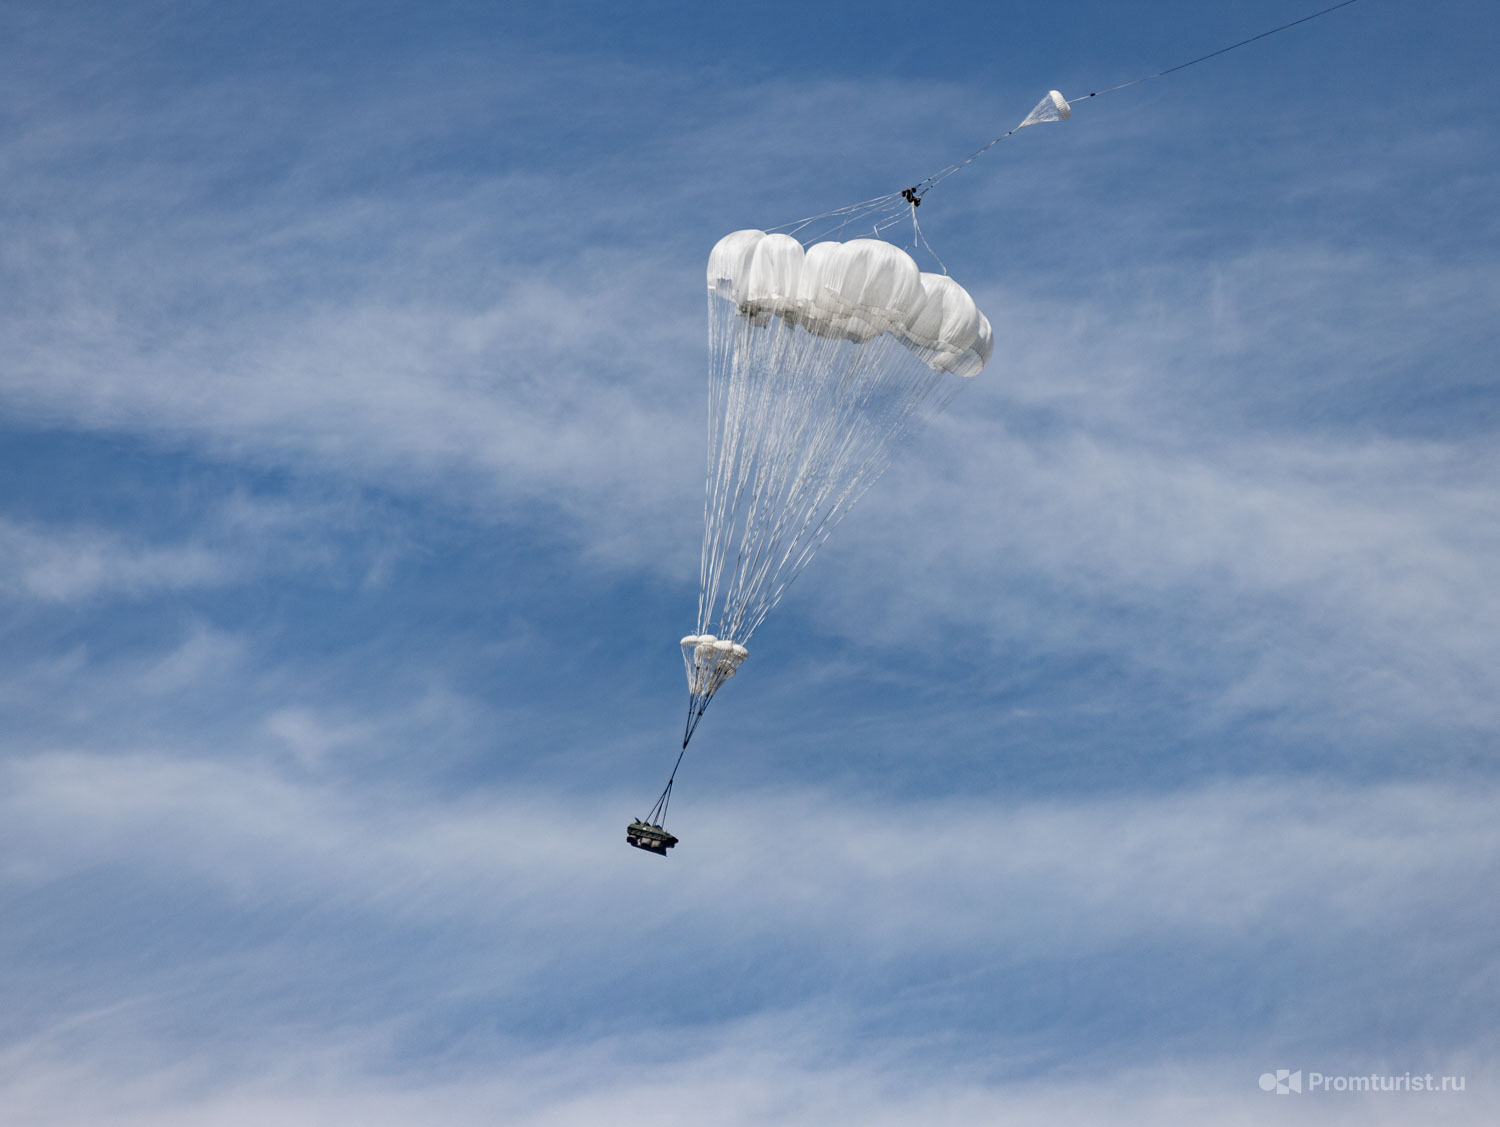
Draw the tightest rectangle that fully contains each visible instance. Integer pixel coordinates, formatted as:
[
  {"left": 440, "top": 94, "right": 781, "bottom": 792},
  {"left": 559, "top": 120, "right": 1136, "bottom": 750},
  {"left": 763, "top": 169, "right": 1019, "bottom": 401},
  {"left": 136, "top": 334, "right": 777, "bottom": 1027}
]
[
  {"left": 647, "top": 747, "right": 686, "bottom": 825},
  {"left": 1071, "top": 0, "right": 1365, "bottom": 101},
  {"left": 771, "top": 0, "right": 1364, "bottom": 246}
]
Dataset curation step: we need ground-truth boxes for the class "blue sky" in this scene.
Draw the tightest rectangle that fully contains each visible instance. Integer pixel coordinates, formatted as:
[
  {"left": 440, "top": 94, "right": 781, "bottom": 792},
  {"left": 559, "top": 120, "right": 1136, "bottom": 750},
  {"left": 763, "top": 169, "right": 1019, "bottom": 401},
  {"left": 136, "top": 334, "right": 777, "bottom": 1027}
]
[{"left": 2, "top": 1, "right": 1497, "bottom": 1122}]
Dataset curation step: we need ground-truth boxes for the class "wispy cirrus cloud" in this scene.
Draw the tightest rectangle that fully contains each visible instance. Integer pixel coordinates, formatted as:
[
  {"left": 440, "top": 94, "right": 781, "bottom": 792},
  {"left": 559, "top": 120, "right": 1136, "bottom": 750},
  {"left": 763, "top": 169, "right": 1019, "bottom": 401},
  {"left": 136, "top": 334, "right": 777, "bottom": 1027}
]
[
  {"left": 805, "top": 238, "right": 1500, "bottom": 747},
  {"left": 0, "top": 517, "right": 228, "bottom": 601},
  {"left": 1, "top": 1027, "right": 1492, "bottom": 1127},
  {"left": 5, "top": 745, "right": 1496, "bottom": 1005},
  {"left": 0, "top": 486, "right": 415, "bottom": 605},
  {"left": 2, "top": 744, "right": 1496, "bottom": 1123}
]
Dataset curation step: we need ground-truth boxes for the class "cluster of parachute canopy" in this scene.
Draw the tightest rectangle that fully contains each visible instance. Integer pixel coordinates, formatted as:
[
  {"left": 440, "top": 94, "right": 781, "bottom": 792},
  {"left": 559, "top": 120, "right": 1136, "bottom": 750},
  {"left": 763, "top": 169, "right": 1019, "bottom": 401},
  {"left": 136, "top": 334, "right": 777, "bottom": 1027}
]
[
  {"left": 706, "top": 230, "right": 994, "bottom": 378},
  {"left": 678, "top": 230, "right": 995, "bottom": 747}
]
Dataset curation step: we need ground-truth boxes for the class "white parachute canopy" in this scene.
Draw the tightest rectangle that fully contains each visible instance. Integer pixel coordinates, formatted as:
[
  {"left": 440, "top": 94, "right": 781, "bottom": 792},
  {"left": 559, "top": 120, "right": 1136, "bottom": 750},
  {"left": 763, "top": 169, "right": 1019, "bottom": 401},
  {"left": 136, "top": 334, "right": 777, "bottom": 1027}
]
[
  {"left": 680, "top": 229, "right": 993, "bottom": 745},
  {"left": 1018, "top": 89, "right": 1071, "bottom": 129}
]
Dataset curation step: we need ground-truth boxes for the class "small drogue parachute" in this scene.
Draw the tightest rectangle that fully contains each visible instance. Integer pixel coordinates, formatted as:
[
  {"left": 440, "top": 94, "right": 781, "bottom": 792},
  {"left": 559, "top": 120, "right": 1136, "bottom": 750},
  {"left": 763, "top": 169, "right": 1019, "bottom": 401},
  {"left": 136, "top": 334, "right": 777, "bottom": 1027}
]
[
  {"left": 679, "top": 230, "right": 993, "bottom": 746},
  {"left": 1019, "top": 89, "right": 1071, "bottom": 129}
]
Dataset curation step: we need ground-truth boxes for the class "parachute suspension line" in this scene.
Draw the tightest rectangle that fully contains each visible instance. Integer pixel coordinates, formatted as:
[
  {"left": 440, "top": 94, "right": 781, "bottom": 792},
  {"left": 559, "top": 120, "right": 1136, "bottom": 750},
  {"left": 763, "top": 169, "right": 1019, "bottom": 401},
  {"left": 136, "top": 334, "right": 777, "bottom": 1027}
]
[
  {"left": 910, "top": 203, "right": 948, "bottom": 276},
  {"left": 697, "top": 292, "right": 967, "bottom": 657},
  {"left": 682, "top": 680, "right": 717, "bottom": 747},
  {"left": 773, "top": 194, "right": 911, "bottom": 250},
  {"left": 723, "top": 346, "right": 959, "bottom": 641},
  {"left": 777, "top": 189, "right": 909, "bottom": 243},
  {"left": 646, "top": 746, "right": 686, "bottom": 826},
  {"left": 767, "top": 0, "right": 1364, "bottom": 238}
]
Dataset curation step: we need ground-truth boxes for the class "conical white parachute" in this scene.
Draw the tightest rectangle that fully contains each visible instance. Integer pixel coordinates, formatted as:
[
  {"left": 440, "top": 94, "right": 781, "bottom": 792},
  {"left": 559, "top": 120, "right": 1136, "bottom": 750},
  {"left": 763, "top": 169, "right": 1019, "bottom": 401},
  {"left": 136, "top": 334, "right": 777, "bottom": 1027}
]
[
  {"left": 1018, "top": 89, "right": 1071, "bottom": 129},
  {"left": 680, "top": 230, "right": 993, "bottom": 744}
]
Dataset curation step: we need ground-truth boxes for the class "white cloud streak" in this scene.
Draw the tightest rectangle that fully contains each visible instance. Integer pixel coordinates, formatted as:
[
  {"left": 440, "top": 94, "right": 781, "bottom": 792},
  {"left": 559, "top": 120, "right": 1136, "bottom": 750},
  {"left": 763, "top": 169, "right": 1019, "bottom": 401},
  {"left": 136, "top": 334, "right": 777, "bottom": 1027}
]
[
  {"left": 0, "top": 487, "right": 404, "bottom": 606},
  {"left": 0, "top": 517, "right": 228, "bottom": 601},
  {"left": 811, "top": 247, "right": 1500, "bottom": 741},
  {"left": 2, "top": 1033, "right": 1493, "bottom": 1127},
  {"left": 2, "top": 740, "right": 1496, "bottom": 1123},
  {"left": 4, "top": 746, "right": 1496, "bottom": 975}
]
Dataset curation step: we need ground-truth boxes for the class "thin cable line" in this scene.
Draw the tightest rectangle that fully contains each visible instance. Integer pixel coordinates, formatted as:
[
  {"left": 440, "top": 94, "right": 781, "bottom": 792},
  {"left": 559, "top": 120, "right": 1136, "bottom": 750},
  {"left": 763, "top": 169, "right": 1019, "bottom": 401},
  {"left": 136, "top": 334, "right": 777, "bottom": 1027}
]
[
  {"left": 1073, "top": 0, "right": 1364, "bottom": 102},
  {"left": 773, "top": 0, "right": 1365, "bottom": 238}
]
